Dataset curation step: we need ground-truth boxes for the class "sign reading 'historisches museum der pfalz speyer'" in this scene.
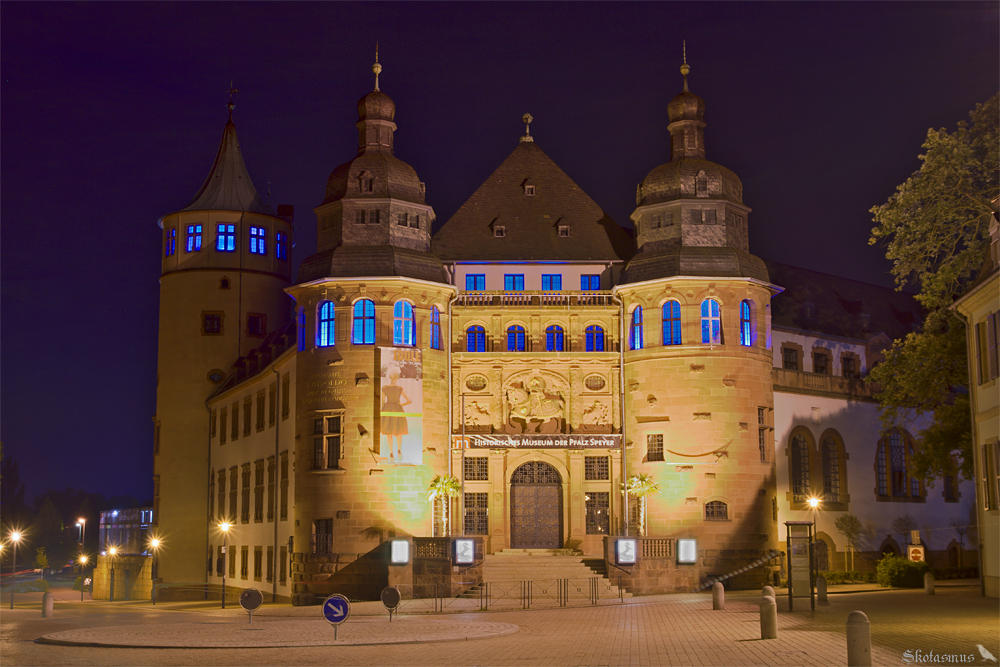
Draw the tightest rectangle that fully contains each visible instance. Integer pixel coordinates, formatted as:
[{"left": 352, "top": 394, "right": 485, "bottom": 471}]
[{"left": 456, "top": 434, "right": 621, "bottom": 449}]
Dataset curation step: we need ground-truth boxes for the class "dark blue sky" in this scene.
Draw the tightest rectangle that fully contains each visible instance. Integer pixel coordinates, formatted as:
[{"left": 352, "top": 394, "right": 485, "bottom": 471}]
[{"left": 1, "top": 2, "right": 997, "bottom": 504}]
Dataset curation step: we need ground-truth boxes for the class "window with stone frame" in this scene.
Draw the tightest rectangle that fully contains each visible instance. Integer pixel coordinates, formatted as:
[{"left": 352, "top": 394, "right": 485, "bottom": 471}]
[
  {"left": 705, "top": 500, "right": 728, "bottom": 520},
  {"left": 256, "top": 391, "right": 266, "bottom": 431},
  {"left": 268, "top": 383, "right": 276, "bottom": 426},
  {"left": 313, "top": 519, "right": 333, "bottom": 555},
  {"left": 229, "top": 545, "right": 236, "bottom": 578},
  {"left": 821, "top": 437, "right": 841, "bottom": 502},
  {"left": 758, "top": 407, "right": 768, "bottom": 463},
  {"left": 267, "top": 456, "right": 275, "bottom": 521},
  {"left": 243, "top": 396, "right": 252, "bottom": 436},
  {"left": 700, "top": 299, "right": 721, "bottom": 344},
  {"left": 282, "top": 374, "right": 290, "bottom": 420},
  {"left": 464, "top": 492, "right": 488, "bottom": 535},
  {"left": 280, "top": 452, "right": 289, "bottom": 519},
  {"left": 254, "top": 459, "right": 265, "bottom": 522},
  {"left": 202, "top": 312, "right": 223, "bottom": 336},
  {"left": 782, "top": 346, "right": 799, "bottom": 371},
  {"left": 229, "top": 467, "right": 238, "bottom": 520},
  {"left": 220, "top": 408, "right": 227, "bottom": 445},
  {"left": 463, "top": 457, "right": 488, "bottom": 481},
  {"left": 586, "top": 492, "right": 610, "bottom": 534},
  {"left": 630, "top": 307, "right": 644, "bottom": 350},
  {"left": 875, "top": 429, "right": 925, "bottom": 501},
  {"left": 217, "top": 470, "right": 227, "bottom": 522},
  {"left": 430, "top": 306, "right": 442, "bottom": 350},
  {"left": 791, "top": 434, "right": 810, "bottom": 502},
  {"left": 312, "top": 413, "right": 344, "bottom": 470},
  {"left": 266, "top": 546, "right": 274, "bottom": 582},
  {"left": 240, "top": 546, "right": 249, "bottom": 578},
  {"left": 253, "top": 547, "right": 263, "bottom": 581},
  {"left": 841, "top": 353, "right": 860, "bottom": 379},
  {"left": 240, "top": 463, "right": 251, "bottom": 523},
  {"left": 585, "top": 456, "right": 609, "bottom": 480},
  {"left": 647, "top": 433, "right": 664, "bottom": 462},
  {"left": 813, "top": 349, "right": 831, "bottom": 375},
  {"left": 280, "top": 546, "right": 287, "bottom": 583}
]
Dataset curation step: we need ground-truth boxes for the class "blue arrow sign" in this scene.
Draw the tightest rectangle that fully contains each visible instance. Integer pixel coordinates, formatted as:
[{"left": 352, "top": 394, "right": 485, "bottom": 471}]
[{"left": 322, "top": 594, "right": 351, "bottom": 625}]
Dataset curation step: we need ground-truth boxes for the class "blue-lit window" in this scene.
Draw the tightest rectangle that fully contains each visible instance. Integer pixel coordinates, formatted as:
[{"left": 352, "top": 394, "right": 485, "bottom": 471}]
[
  {"left": 662, "top": 301, "right": 682, "bottom": 345},
  {"left": 467, "top": 326, "right": 486, "bottom": 352},
  {"left": 507, "top": 325, "right": 526, "bottom": 351},
  {"left": 546, "top": 325, "right": 564, "bottom": 351},
  {"left": 740, "top": 300, "right": 754, "bottom": 346},
  {"left": 216, "top": 224, "right": 236, "bottom": 252},
  {"left": 352, "top": 299, "right": 376, "bottom": 345},
  {"left": 276, "top": 232, "right": 288, "bottom": 261},
  {"left": 297, "top": 308, "right": 306, "bottom": 352},
  {"left": 186, "top": 224, "right": 202, "bottom": 252},
  {"left": 581, "top": 275, "right": 601, "bottom": 291},
  {"left": 430, "top": 306, "right": 441, "bottom": 350},
  {"left": 165, "top": 228, "right": 177, "bottom": 256},
  {"left": 701, "top": 299, "right": 721, "bottom": 344},
  {"left": 317, "top": 301, "right": 335, "bottom": 348},
  {"left": 586, "top": 325, "right": 605, "bottom": 352},
  {"left": 504, "top": 274, "right": 525, "bottom": 291},
  {"left": 393, "top": 301, "right": 415, "bottom": 346},
  {"left": 542, "top": 274, "right": 562, "bottom": 291},
  {"left": 466, "top": 274, "right": 486, "bottom": 291},
  {"left": 249, "top": 226, "right": 267, "bottom": 255},
  {"left": 630, "top": 307, "right": 644, "bottom": 350}
]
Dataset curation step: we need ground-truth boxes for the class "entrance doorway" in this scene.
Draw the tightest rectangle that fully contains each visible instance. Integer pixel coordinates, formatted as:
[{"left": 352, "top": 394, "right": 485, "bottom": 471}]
[{"left": 510, "top": 461, "right": 562, "bottom": 548}]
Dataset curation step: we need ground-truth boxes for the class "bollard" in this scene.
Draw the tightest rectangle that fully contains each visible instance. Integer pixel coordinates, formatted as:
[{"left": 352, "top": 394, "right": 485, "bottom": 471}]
[
  {"left": 846, "top": 610, "right": 872, "bottom": 667},
  {"left": 924, "top": 572, "right": 935, "bottom": 595},
  {"left": 762, "top": 585, "right": 775, "bottom": 599},
  {"left": 712, "top": 581, "right": 725, "bottom": 610},
  {"left": 817, "top": 575, "right": 828, "bottom": 603},
  {"left": 760, "top": 595, "right": 778, "bottom": 639},
  {"left": 41, "top": 592, "right": 54, "bottom": 618}
]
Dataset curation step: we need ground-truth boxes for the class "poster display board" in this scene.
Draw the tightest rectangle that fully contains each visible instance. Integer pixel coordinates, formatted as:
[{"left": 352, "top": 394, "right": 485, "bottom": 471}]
[
  {"left": 379, "top": 348, "right": 423, "bottom": 465},
  {"left": 785, "top": 521, "right": 815, "bottom": 611}
]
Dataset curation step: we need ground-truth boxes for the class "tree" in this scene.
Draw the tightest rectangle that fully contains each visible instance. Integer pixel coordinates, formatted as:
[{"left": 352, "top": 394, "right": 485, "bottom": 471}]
[
  {"left": 869, "top": 93, "right": 999, "bottom": 481},
  {"left": 892, "top": 514, "right": 919, "bottom": 547},
  {"left": 625, "top": 473, "right": 660, "bottom": 536},
  {"left": 426, "top": 475, "right": 461, "bottom": 536},
  {"left": 835, "top": 513, "right": 863, "bottom": 570},
  {"left": 34, "top": 547, "right": 49, "bottom": 571}
]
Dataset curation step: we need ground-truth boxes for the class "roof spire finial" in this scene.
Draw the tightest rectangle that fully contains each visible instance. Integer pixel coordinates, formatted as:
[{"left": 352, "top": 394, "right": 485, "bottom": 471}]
[
  {"left": 680, "top": 40, "right": 690, "bottom": 92},
  {"left": 520, "top": 113, "right": 534, "bottom": 143},
  {"left": 372, "top": 43, "right": 382, "bottom": 92},
  {"left": 227, "top": 80, "right": 239, "bottom": 119}
]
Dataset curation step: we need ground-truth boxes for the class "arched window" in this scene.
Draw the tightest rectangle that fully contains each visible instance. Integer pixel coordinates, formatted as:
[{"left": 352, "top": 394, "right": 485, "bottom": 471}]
[
  {"left": 317, "top": 301, "right": 335, "bottom": 348},
  {"left": 546, "top": 325, "right": 564, "bottom": 351},
  {"left": 822, "top": 437, "right": 841, "bottom": 502},
  {"left": 791, "top": 434, "right": 810, "bottom": 502},
  {"left": 507, "top": 325, "right": 526, "bottom": 352},
  {"left": 430, "top": 306, "right": 441, "bottom": 350},
  {"left": 393, "top": 301, "right": 415, "bottom": 346},
  {"left": 705, "top": 500, "right": 728, "bottom": 520},
  {"left": 586, "top": 325, "right": 605, "bottom": 352},
  {"left": 740, "top": 300, "right": 754, "bottom": 346},
  {"left": 466, "top": 326, "right": 485, "bottom": 352},
  {"left": 662, "top": 301, "right": 681, "bottom": 345},
  {"left": 630, "top": 307, "right": 643, "bottom": 350},
  {"left": 352, "top": 299, "right": 375, "bottom": 345},
  {"left": 701, "top": 299, "right": 721, "bottom": 344}
]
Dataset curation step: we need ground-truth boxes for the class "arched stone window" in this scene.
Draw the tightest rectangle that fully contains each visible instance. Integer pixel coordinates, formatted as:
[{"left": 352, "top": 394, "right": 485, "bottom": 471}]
[
  {"left": 352, "top": 299, "right": 375, "bottom": 345},
  {"left": 705, "top": 500, "right": 728, "bottom": 520},
  {"left": 317, "top": 301, "right": 335, "bottom": 348},
  {"left": 791, "top": 433, "right": 811, "bottom": 503},
  {"left": 507, "top": 325, "right": 526, "bottom": 352},
  {"left": 740, "top": 300, "right": 755, "bottom": 346},
  {"left": 393, "top": 301, "right": 415, "bottom": 346},
  {"left": 630, "top": 307, "right": 643, "bottom": 350},
  {"left": 822, "top": 436, "right": 841, "bottom": 502},
  {"left": 546, "top": 325, "right": 564, "bottom": 352},
  {"left": 701, "top": 299, "right": 721, "bottom": 344},
  {"left": 875, "top": 429, "right": 925, "bottom": 502},
  {"left": 586, "top": 325, "right": 605, "bottom": 352},
  {"left": 662, "top": 301, "right": 681, "bottom": 345},
  {"left": 466, "top": 326, "right": 485, "bottom": 352},
  {"left": 430, "top": 306, "right": 441, "bottom": 350}
]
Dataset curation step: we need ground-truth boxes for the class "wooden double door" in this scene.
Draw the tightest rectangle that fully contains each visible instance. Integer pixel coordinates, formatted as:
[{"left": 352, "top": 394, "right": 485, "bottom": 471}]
[{"left": 510, "top": 462, "right": 562, "bottom": 549}]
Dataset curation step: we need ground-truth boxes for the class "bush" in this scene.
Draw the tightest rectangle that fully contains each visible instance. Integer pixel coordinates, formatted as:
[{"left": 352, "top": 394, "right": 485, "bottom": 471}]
[
  {"left": 14, "top": 578, "right": 50, "bottom": 593},
  {"left": 876, "top": 556, "right": 929, "bottom": 588},
  {"left": 931, "top": 566, "right": 979, "bottom": 580}
]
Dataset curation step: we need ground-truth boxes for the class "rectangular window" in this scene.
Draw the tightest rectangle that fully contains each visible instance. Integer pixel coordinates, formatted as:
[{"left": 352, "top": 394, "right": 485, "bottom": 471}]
[
  {"left": 813, "top": 352, "right": 829, "bottom": 375},
  {"left": 586, "top": 492, "right": 610, "bottom": 535},
  {"left": 842, "top": 355, "right": 858, "bottom": 379},
  {"left": 409, "top": 214, "right": 420, "bottom": 229},
  {"left": 216, "top": 224, "right": 236, "bottom": 252},
  {"left": 229, "top": 544, "right": 236, "bottom": 579},
  {"left": 254, "top": 459, "right": 265, "bottom": 522},
  {"left": 524, "top": 185, "right": 536, "bottom": 195},
  {"left": 209, "top": 471, "right": 215, "bottom": 519},
  {"left": 465, "top": 274, "right": 486, "bottom": 291},
  {"left": 759, "top": 428, "right": 768, "bottom": 463},
  {"left": 988, "top": 312, "right": 999, "bottom": 381},
  {"left": 231, "top": 402, "right": 239, "bottom": 441},
  {"left": 541, "top": 274, "right": 562, "bottom": 291},
  {"left": 464, "top": 492, "right": 488, "bottom": 535},
  {"left": 165, "top": 228, "right": 177, "bottom": 256},
  {"left": 647, "top": 434, "right": 664, "bottom": 462},
  {"left": 253, "top": 546, "right": 263, "bottom": 581},
  {"left": 312, "top": 414, "right": 345, "bottom": 470},
  {"left": 267, "top": 456, "right": 275, "bottom": 522},
  {"left": 282, "top": 374, "right": 290, "bottom": 420},
  {"left": 220, "top": 408, "right": 227, "bottom": 445},
  {"left": 256, "top": 391, "right": 266, "bottom": 431},
  {"left": 493, "top": 225, "right": 506, "bottom": 238},
  {"left": 249, "top": 226, "right": 266, "bottom": 254},
  {"left": 504, "top": 274, "right": 525, "bottom": 291},
  {"left": 268, "top": 383, "right": 276, "bottom": 427},
  {"left": 211, "top": 410, "right": 218, "bottom": 438},
  {"left": 585, "top": 456, "right": 609, "bottom": 480},
  {"left": 368, "top": 210, "right": 380, "bottom": 225},
  {"left": 463, "top": 457, "right": 489, "bottom": 481},
  {"left": 241, "top": 464, "right": 251, "bottom": 523},
  {"left": 218, "top": 470, "right": 227, "bottom": 521},
  {"left": 266, "top": 546, "right": 274, "bottom": 582},
  {"left": 581, "top": 275, "right": 601, "bottom": 290},
  {"left": 280, "top": 452, "right": 289, "bottom": 519},
  {"left": 241, "top": 546, "right": 249, "bottom": 579},
  {"left": 203, "top": 312, "right": 223, "bottom": 335},
  {"left": 782, "top": 347, "right": 799, "bottom": 371},
  {"left": 243, "top": 396, "right": 252, "bottom": 436},
  {"left": 229, "top": 467, "right": 238, "bottom": 521},
  {"left": 313, "top": 519, "right": 333, "bottom": 555},
  {"left": 983, "top": 442, "right": 998, "bottom": 511},
  {"left": 279, "top": 546, "right": 287, "bottom": 583},
  {"left": 397, "top": 212, "right": 408, "bottom": 226},
  {"left": 276, "top": 231, "right": 288, "bottom": 261},
  {"left": 354, "top": 210, "right": 366, "bottom": 225},
  {"left": 186, "top": 224, "right": 203, "bottom": 252}
]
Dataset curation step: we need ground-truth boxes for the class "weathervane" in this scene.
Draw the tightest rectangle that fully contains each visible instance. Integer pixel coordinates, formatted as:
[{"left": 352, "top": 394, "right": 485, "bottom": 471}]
[
  {"left": 227, "top": 80, "right": 239, "bottom": 118},
  {"left": 520, "top": 113, "right": 534, "bottom": 143},
  {"left": 680, "top": 40, "right": 690, "bottom": 92},
  {"left": 373, "top": 43, "right": 382, "bottom": 91}
]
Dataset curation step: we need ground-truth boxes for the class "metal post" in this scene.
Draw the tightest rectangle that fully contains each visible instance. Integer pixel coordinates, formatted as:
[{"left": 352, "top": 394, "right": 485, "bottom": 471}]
[
  {"left": 221, "top": 534, "right": 227, "bottom": 609},
  {"left": 10, "top": 539, "right": 16, "bottom": 610}
]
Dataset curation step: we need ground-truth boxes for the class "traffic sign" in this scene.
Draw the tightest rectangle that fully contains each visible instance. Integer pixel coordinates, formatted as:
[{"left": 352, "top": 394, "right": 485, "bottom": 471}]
[
  {"left": 239, "top": 588, "right": 263, "bottom": 625},
  {"left": 323, "top": 594, "right": 351, "bottom": 625},
  {"left": 381, "top": 586, "right": 401, "bottom": 610}
]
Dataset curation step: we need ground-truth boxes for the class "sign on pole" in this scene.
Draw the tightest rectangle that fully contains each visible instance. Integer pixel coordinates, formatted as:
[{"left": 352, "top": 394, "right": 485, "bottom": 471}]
[
  {"left": 380, "top": 586, "right": 401, "bottom": 622},
  {"left": 239, "top": 588, "right": 263, "bottom": 625},
  {"left": 322, "top": 594, "right": 351, "bottom": 640}
]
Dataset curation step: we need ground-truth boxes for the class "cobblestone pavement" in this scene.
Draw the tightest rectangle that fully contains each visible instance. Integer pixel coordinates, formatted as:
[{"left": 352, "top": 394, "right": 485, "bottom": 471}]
[{"left": 1, "top": 583, "right": 997, "bottom": 666}]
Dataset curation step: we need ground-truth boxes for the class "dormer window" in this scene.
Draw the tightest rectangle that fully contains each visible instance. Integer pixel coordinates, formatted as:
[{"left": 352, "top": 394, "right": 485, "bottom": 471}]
[
  {"left": 650, "top": 214, "right": 662, "bottom": 229},
  {"left": 494, "top": 225, "right": 506, "bottom": 238},
  {"left": 558, "top": 225, "right": 570, "bottom": 237},
  {"left": 524, "top": 185, "right": 536, "bottom": 196},
  {"left": 397, "top": 212, "right": 408, "bottom": 227},
  {"left": 409, "top": 214, "right": 420, "bottom": 229},
  {"left": 359, "top": 172, "right": 374, "bottom": 194},
  {"left": 861, "top": 313, "right": 871, "bottom": 329},
  {"left": 696, "top": 170, "right": 709, "bottom": 197}
]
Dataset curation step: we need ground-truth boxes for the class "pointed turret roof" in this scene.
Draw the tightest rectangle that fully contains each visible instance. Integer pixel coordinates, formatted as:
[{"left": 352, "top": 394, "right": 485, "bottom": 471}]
[
  {"left": 432, "top": 139, "right": 631, "bottom": 262},
  {"left": 180, "top": 115, "right": 274, "bottom": 216}
]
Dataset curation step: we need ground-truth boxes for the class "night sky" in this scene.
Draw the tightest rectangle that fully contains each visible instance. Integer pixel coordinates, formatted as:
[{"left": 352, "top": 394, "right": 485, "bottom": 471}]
[{"left": 1, "top": 2, "right": 997, "bottom": 505}]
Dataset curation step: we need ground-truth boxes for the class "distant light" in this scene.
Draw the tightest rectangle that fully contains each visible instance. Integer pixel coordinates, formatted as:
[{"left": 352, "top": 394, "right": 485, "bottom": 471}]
[
  {"left": 390, "top": 539, "right": 410, "bottom": 565},
  {"left": 79, "top": 555, "right": 88, "bottom": 564},
  {"left": 109, "top": 547, "right": 118, "bottom": 556},
  {"left": 112, "top": 510, "right": 118, "bottom": 517},
  {"left": 677, "top": 539, "right": 697, "bottom": 564},
  {"left": 78, "top": 517, "right": 86, "bottom": 524}
]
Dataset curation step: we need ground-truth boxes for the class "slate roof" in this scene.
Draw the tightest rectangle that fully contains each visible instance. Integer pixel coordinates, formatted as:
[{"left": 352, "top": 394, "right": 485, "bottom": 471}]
[
  {"left": 619, "top": 246, "right": 769, "bottom": 284},
  {"left": 765, "top": 260, "right": 922, "bottom": 341},
  {"left": 179, "top": 118, "right": 275, "bottom": 216},
  {"left": 297, "top": 245, "right": 449, "bottom": 284},
  {"left": 431, "top": 141, "right": 633, "bottom": 262}
]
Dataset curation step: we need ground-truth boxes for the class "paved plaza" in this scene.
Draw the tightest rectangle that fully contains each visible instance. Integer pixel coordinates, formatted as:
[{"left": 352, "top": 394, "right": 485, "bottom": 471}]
[{"left": 1, "top": 582, "right": 997, "bottom": 666}]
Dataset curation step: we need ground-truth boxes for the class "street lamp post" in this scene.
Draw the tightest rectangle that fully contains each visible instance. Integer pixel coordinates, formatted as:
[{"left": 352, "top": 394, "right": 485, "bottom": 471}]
[
  {"left": 149, "top": 539, "right": 160, "bottom": 605},
  {"left": 219, "top": 522, "right": 231, "bottom": 609},
  {"left": 76, "top": 518, "right": 86, "bottom": 558},
  {"left": 9, "top": 532, "right": 21, "bottom": 610},
  {"left": 78, "top": 555, "right": 88, "bottom": 602},
  {"left": 108, "top": 547, "right": 118, "bottom": 602}
]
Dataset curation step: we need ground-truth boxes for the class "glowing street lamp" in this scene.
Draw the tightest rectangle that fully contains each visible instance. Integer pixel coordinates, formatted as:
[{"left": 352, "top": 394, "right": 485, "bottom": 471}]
[
  {"left": 78, "top": 555, "right": 89, "bottom": 602},
  {"left": 76, "top": 517, "right": 87, "bottom": 554},
  {"left": 108, "top": 546, "right": 118, "bottom": 602},
  {"left": 9, "top": 531, "right": 21, "bottom": 610},
  {"left": 219, "top": 522, "right": 231, "bottom": 609},
  {"left": 149, "top": 538, "right": 161, "bottom": 605}
]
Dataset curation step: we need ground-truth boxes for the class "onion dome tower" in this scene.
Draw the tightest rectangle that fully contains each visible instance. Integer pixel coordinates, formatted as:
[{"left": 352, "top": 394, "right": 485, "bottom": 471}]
[
  {"left": 153, "top": 97, "right": 293, "bottom": 590},
  {"left": 614, "top": 52, "right": 780, "bottom": 589}
]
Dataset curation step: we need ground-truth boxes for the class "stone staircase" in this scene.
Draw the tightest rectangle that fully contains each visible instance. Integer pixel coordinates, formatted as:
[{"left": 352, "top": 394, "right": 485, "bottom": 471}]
[{"left": 459, "top": 549, "right": 631, "bottom": 601}]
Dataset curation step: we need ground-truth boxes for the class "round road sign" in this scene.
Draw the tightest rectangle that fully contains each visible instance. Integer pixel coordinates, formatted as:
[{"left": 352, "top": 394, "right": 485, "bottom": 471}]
[
  {"left": 240, "top": 588, "right": 263, "bottom": 612},
  {"left": 380, "top": 586, "right": 401, "bottom": 610},
  {"left": 322, "top": 594, "right": 351, "bottom": 625}
]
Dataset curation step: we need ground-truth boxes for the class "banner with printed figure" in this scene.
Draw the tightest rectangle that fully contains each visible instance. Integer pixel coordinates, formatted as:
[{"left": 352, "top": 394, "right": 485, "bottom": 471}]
[{"left": 379, "top": 347, "right": 423, "bottom": 465}]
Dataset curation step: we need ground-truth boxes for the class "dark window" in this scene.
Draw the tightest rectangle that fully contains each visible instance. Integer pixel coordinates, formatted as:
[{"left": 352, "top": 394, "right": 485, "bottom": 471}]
[
  {"left": 467, "top": 326, "right": 486, "bottom": 352},
  {"left": 254, "top": 460, "right": 265, "bottom": 522},
  {"left": 558, "top": 225, "right": 570, "bottom": 237},
  {"left": 546, "top": 325, "right": 564, "bottom": 352},
  {"left": 814, "top": 352, "right": 829, "bottom": 375},
  {"left": 397, "top": 212, "right": 408, "bottom": 226},
  {"left": 542, "top": 274, "right": 562, "bottom": 291},
  {"left": 279, "top": 452, "right": 288, "bottom": 519},
  {"left": 504, "top": 274, "right": 524, "bottom": 291},
  {"left": 312, "top": 415, "right": 344, "bottom": 470},
  {"left": 464, "top": 457, "right": 488, "bottom": 481},
  {"left": 586, "top": 325, "right": 605, "bottom": 352},
  {"left": 791, "top": 434, "right": 810, "bottom": 501},
  {"left": 203, "top": 313, "right": 222, "bottom": 335},
  {"left": 317, "top": 301, "right": 335, "bottom": 347},
  {"left": 705, "top": 501, "right": 728, "bottom": 520},
  {"left": 185, "top": 224, "right": 202, "bottom": 252},
  {"left": 647, "top": 434, "right": 664, "bottom": 462},
  {"left": 842, "top": 356, "right": 858, "bottom": 378},
  {"left": 240, "top": 464, "right": 251, "bottom": 523},
  {"left": 216, "top": 224, "right": 236, "bottom": 252},
  {"left": 581, "top": 275, "right": 601, "bottom": 291},
  {"left": 662, "top": 301, "right": 681, "bottom": 345},
  {"left": 507, "top": 325, "right": 526, "bottom": 351},
  {"left": 276, "top": 232, "right": 287, "bottom": 261},
  {"left": 630, "top": 307, "right": 643, "bottom": 350},
  {"left": 524, "top": 185, "right": 536, "bottom": 195},
  {"left": 586, "top": 492, "right": 610, "bottom": 534},
  {"left": 783, "top": 347, "right": 799, "bottom": 371},
  {"left": 759, "top": 428, "right": 768, "bottom": 462},
  {"left": 585, "top": 456, "right": 609, "bottom": 480},
  {"left": 165, "top": 228, "right": 176, "bottom": 256},
  {"left": 249, "top": 226, "right": 266, "bottom": 255},
  {"left": 822, "top": 438, "right": 841, "bottom": 502},
  {"left": 493, "top": 225, "right": 506, "bottom": 238},
  {"left": 430, "top": 306, "right": 441, "bottom": 350},
  {"left": 247, "top": 313, "right": 265, "bottom": 337},
  {"left": 466, "top": 274, "right": 486, "bottom": 291},
  {"left": 241, "top": 546, "right": 249, "bottom": 578},
  {"left": 313, "top": 519, "right": 333, "bottom": 555},
  {"left": 352, "top": 299, "right": 376, "bottom": 344},
  {"left": 464, "top": 493, "right": 488, "bottom": 535},
  {"left": 409, "top": 214, "right": 420, "bottom": 229}
]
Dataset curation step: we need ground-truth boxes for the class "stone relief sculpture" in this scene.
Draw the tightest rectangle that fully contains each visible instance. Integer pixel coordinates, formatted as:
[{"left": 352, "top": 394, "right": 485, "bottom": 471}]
[
  {"left": 463, "top": 400, "right": 491, "bottom": 427},
  {"left": 505, "top": 374, "right": 566, "bottom": 434},
  {"left": 582, "top": 400, "right": 609, "bottom": 426}
]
